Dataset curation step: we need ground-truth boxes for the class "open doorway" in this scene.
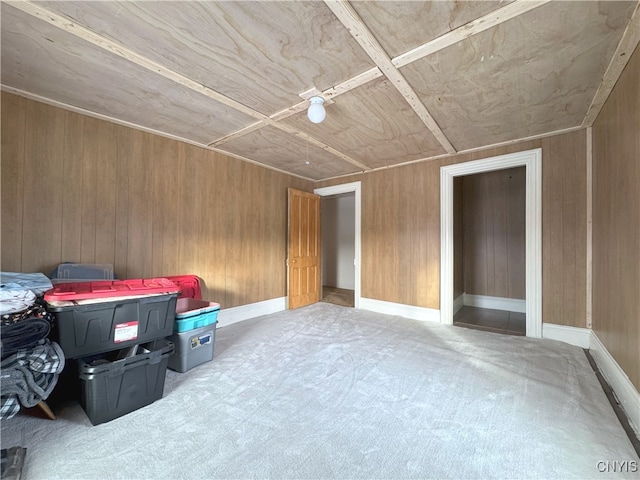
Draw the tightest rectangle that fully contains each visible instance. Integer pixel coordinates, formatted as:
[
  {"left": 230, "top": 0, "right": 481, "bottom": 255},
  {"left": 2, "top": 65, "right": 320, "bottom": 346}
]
[
  {"left": 321, "top": 192, "right": 355, "bottom": 307},
  {"left": 440, "top": 148, "right": 542, "bottom": 338},
  {"left": 314, "top": 182, "right": 361, "bottom": 309},
  {"left": 453, "top": 168, "right": 526, "bottom": 336}
]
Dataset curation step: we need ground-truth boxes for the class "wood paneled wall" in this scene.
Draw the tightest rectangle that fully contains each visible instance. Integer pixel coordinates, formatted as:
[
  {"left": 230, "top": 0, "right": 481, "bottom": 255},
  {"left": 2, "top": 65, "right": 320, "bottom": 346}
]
[
  {"left": 1, "top": 92, "right": 312, "bottom": 308},
  {"left": 317, "top": 129, "right": 588, "bottom": 327},
  {"left": 592, "top": 45, "right": 640, "bottom": 391},
  {"left": 453, "top": 177, "right": 464, "bottom": 299},
  {"left": 2, "top": 92, "right": 591, "bottom": 329},
  {"left": 462, "top": 167, "right": 526, "bottom": 299}
]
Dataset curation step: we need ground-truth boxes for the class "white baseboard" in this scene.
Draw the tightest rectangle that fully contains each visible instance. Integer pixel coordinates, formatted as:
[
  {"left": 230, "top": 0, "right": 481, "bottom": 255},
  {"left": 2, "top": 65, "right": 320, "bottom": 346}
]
[
  {"left": 217, "top": 297, "right": 286, "bottom": 328},
  {"left": 360, "top": 298, "right": 440, "bottom": 323},
  {"left": 589, "top": 332, "right": 640, "bottom": 437},
  {"left": 453, "top": 295, "right": 464, "bottom": 315},
  {"left": 463, "top": 293, "right": 526, "bottom": 313},
  {"left": 542, "top": 323, "right": 592, "bottom": 349}
]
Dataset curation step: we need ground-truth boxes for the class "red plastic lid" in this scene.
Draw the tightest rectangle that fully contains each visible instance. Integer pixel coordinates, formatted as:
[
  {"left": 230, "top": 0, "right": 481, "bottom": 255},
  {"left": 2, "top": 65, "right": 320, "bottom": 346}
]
[
  {"left": 163, "top": 275, "right": 202, "bottom": 300},
  {"left": 44, "top": 277, "right": 180, "bottom": 302}
]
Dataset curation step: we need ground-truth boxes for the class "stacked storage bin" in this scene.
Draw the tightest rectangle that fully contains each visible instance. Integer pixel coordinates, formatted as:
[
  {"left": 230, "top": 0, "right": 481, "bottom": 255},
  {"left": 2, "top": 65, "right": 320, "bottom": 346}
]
[
  {"left": 164, "top": 276, "right": 220, "bottom": 373},
  {"left": 50, "top": 263, "right": 115, "bottom": 284},
  {"left": 168, "top": 298, "right": 219, "bottom": 372},
  {"left": 44, "top": 278, "right": 181, "bottom": 425}
]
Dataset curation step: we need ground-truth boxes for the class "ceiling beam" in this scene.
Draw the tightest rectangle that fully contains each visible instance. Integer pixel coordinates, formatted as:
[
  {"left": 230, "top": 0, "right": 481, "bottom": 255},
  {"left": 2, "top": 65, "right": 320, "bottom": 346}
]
[
  {"left": 581, "top": 1, "right": 640, "bottom": 127},
  {"left": 209, "top": 113, "right": 370, "bottom": 171},
  {"left": 274, "top": 122, "right": 371, "bottom": 171},
  {"left": 320, "top": 67, "right": 383, "bottom": 101},
  {"left": 209, "top": 121, "right": 268, "bottom": 147},
  {"left": 393, "top": 0, "right": 552, "bottom": 68},
  {"left": 8, "top": 1, "right": 267, "bottom": 121},
  {"left": 213, "top": 67, "right": 383, "bottom": 144},
  {"left": 324, "top": 0, "right": 456, "bottom": 155}
]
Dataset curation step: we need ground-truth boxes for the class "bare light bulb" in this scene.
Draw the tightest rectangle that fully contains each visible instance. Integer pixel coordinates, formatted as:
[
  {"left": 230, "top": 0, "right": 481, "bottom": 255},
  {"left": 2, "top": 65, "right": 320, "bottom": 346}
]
[{"left": 307, "top": 96, "right": 326, "bottom": 124}]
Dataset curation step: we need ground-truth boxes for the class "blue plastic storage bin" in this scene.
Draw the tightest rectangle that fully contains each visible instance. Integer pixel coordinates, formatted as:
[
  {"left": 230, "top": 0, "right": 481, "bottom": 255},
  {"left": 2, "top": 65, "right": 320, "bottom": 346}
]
[{"left": 174, "top": 298, "right": 220, "bottom": 333}]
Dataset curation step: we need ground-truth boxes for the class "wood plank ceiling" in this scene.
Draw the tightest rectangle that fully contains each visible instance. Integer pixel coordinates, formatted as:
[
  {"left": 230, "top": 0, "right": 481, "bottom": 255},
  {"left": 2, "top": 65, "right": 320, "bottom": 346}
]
[{"left": 2, "top": 1, "right": 639, "bottom": 181}]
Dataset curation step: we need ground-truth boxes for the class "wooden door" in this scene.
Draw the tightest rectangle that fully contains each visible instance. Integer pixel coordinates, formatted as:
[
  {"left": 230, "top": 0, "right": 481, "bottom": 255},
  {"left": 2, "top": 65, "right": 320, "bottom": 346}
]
[{"left": 288, "top": 188, "right": 320, "bottom": 309}]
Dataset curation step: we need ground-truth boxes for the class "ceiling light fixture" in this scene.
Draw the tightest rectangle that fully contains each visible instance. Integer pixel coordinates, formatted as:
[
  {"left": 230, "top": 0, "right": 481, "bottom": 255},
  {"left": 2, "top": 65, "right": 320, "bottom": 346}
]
[{"left": 307, "top": 96, "right": 326, "bottom": 124}]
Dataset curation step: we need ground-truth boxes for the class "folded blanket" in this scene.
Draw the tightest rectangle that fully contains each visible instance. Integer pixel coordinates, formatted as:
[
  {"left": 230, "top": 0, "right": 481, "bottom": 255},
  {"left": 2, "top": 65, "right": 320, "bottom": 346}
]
[
  {"left": 1, "top": 318, "right": 51, "bottom": 359},
  {"left": 1, "top": 298, "right": 54, "bottom": 328},
  {"left": 0, "top": 339, "right": 65, "bottom": 419}
]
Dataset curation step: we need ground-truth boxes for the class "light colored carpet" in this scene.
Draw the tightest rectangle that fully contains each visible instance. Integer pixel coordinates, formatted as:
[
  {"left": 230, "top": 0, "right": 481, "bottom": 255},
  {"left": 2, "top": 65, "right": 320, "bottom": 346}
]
[{"left": 1, "top": 303, "right": 637, "bottom": 479}]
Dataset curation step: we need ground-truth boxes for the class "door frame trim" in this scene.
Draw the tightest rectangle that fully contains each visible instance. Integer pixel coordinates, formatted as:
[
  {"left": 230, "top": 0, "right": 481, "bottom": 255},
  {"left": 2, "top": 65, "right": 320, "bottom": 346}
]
[
  {"left": 314, "top": 181, "right": 362, "bottom": 309},
  {"left": 440, "top": 148, "right": 542, "bottom": 337}
]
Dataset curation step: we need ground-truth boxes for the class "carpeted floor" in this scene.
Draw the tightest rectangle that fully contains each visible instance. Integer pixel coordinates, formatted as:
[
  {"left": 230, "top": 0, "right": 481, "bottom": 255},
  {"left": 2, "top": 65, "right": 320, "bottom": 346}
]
[{"left": 1, "top": 303, "right": 637, "bottom": 479}]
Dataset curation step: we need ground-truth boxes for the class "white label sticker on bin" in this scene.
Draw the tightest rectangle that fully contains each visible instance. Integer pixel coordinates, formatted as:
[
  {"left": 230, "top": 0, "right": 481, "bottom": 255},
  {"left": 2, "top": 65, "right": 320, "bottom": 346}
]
[
  {"left": 190, "top": 332, "right": 212, "bottom": 350},
  {"left": 114, "top": 321, "right": 139, "bottom": 343}
]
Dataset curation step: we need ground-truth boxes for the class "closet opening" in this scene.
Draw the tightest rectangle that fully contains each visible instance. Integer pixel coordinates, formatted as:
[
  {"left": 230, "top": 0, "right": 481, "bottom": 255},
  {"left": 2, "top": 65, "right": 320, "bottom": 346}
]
[
  {"left": 440, "top": 148, "right": 542, "bottom": 338},
  {"left": 453, "top": 168, "right": 526, "bottom": 336}
]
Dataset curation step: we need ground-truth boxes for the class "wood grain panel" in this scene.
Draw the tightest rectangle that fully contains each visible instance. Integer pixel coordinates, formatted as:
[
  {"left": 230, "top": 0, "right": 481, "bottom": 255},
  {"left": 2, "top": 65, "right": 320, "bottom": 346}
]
[
  {"left": 114, "top": 125, "right": 132, "bottom": 279},
  {"left": 21, "top": 99, "right": 65, "bottom": 274},
  {"left": 506, "top": 167, "right": 526, "bottom": 299},
  {"left": 351, "top": 1, "right": 512, "bottom": 59},
  {"left": 225, "top": 160, "right": 266, "bottom": 307},
  {"left": 177, "top": 143, "right": 219, "bottom": 299},
  {"left": 361, "top": 161, "right": 441, "bottom": 307},
  {"left": 79, "top": 117, "right": 118, "bottom": 264},
  {"left": 1, "top": 4, "right": 256, "bottom": 144},
  {"left": 1, "top": 92, "right": 26, "bottom": 272},
  {"left": 361, "top": 168, "right": 400, "bottom": 303},
  {"left": 283, "top": 77, "right": 445, "bottom": 169},
  {"left": 60, "top": 111, "right": 84, "bottom": 264},
  {"left": 415, "top": 161, "right": 441, "bottom": 308},
  {"left": 125, "top": 132, "right": 154, "bottom": 279},
  {"left": 93, "top": 120, "right": 117, "bottom": 266},
  {"left": 264, "top": 170, "right": 290, "bottom": 300},
  {"left": 400, "top": 1, "right": 636, "bottom": 151},
  {"left": 541, "top": 130, "right": 587, "bottom": 328},
  {"left": 462, "top": 168, "right": 526, "bottom": 299},
  {"left": 592, "top": 45, "right": 640, "bottom": 391},
  {"left": 151, "top": 136, "right": 179, "bottom": 276},
  {"left": 220, "top": 125, "right": 360, "bottom": 181},
  {"left": 39, "top": 1, "right": 373, "bottom": 115},
  {"left": 195, "top": 149, "right": 228, "bottom": 304},
  {"left": 463, "top": 174, "right": 489, "bottom": 295},
  {"left": 225, "top": 160, "right": 311, "bottom": 307},
  {"left": 175, "top": 142, "right": 202, "bottom": 290},
  {"left": 453, "top": 177, "right": 464, "bottom": 299},
  {"left": 79, "top": 117, "right": 98, "bottom": 262}
]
